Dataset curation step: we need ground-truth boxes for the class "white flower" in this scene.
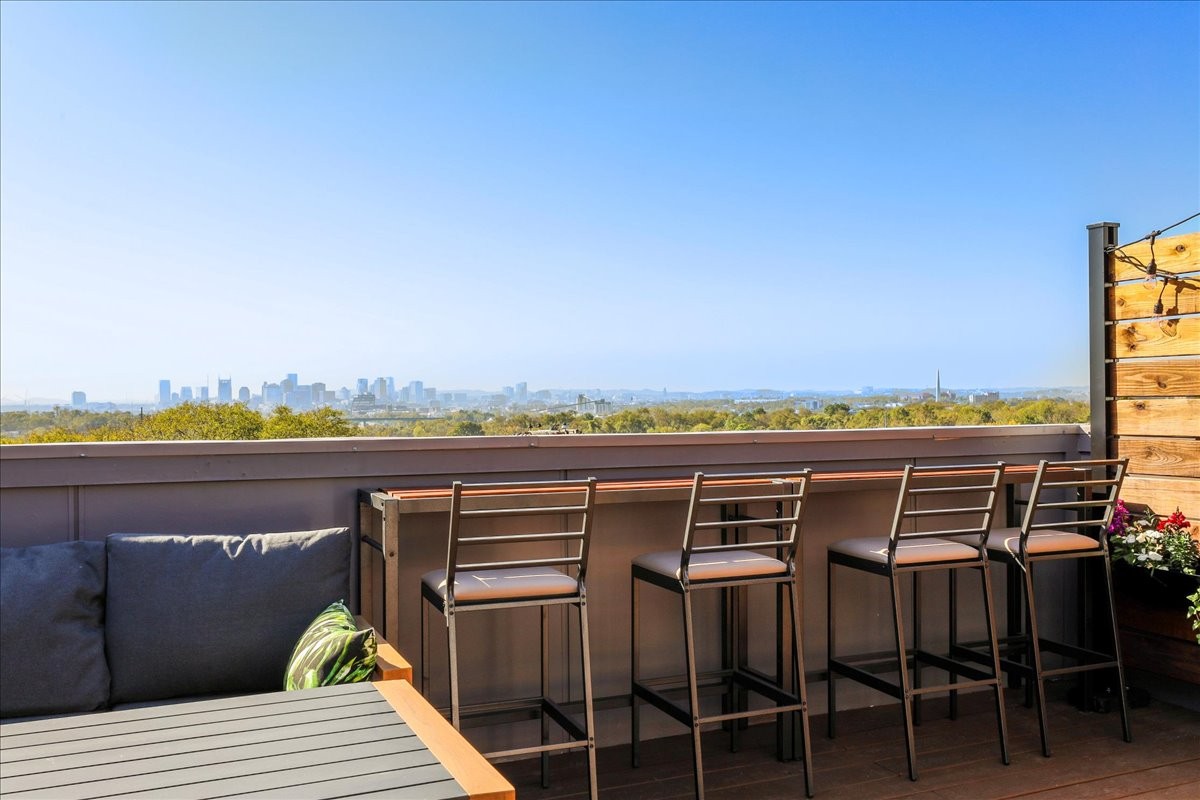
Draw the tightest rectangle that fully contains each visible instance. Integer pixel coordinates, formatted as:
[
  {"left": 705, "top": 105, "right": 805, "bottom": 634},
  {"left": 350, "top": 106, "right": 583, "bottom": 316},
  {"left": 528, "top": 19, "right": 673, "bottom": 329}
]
[{"left": 1147, "top": 552, "right": 1163, "bottom": 561}]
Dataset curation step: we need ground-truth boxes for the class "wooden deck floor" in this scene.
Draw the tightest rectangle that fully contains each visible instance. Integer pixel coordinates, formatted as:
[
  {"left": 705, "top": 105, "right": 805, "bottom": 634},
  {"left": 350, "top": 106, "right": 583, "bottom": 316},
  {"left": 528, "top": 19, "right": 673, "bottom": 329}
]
[{"left": 498, "top": 687, "right": 1200, "bottom": 799}]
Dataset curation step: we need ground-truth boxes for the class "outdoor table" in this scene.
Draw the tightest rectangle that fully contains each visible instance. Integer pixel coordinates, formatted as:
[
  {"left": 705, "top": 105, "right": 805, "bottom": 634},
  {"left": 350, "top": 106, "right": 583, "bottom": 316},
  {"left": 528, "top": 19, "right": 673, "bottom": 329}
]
[{"left": 0, "top": 680, "right": 514, "bottom": 800}]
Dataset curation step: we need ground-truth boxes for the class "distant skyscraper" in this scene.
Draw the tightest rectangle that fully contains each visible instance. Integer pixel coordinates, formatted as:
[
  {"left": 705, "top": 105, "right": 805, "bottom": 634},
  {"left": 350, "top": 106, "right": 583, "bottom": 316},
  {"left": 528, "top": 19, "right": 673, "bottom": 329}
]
[
  {"left": 71, "top": 391, "right": 86, "bottom": 408},
  {"left": 262, "top": 382, "right": 283, "bottom": 406},
  {"left": 158, "top": 380, "right": 171, "bottom": 407},
  {"left": 356, "top": 378, "right": 369, "bottom": 395},
  {"left": 387, "top": 377, "right": 396, "bottom": 397},
  {"left": 281, "top": 377, "right": 295, "bottom": 394},
  {"left": 217, "top": 377, "right": 233, "bottom": 403},
  {"left": 286, "top": 386, "right": 313, "bottom": 409},
  {"left": 199, "top": 386, "right": 209, "bottom": 402},
  {"left": 311, "top": 382, "right": 326, "bottom": 406},
  {"left": 409, "top": 381, "right": 424, "bottom": 406},
  {"left": 936, "top": 370, "right": 941, "bottom": 402},
  {"left": 238, "top": 386, "right": 251, "bottom": 403},
  {"left": 287, "top": 373, "right": 298, "bottom": 387},
  {"left": 374, "top": 377, "right": 388, "bottom": 403},
  {"left": 180, "top": 386, "right": 194, "bottom": 402},
  {"left": 516, "top": 382, "right": 528, "bottom": 404}
]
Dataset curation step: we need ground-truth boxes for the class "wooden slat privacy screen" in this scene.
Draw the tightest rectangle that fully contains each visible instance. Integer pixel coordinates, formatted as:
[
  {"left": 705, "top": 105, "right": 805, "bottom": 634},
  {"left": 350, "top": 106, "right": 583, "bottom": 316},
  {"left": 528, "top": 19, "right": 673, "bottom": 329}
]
[{"left": 1099, "top": 230, "right": 1200, "bottom": 527}]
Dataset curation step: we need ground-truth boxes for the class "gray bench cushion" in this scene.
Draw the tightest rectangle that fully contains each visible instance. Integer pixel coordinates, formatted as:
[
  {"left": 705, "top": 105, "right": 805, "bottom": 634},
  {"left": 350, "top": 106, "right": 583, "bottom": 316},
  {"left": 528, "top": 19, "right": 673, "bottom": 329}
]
[
  {"left": 0, "top": 541, "right": 110, "bottom": 719},
  {"left": 105, "top": 528, "right": 351, "bottom": 705}
]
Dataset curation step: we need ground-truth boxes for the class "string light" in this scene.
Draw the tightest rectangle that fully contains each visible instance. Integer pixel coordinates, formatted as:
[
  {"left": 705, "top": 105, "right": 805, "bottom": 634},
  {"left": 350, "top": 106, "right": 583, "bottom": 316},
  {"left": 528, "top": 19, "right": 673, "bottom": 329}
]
[
  {"left": 1105, "top": 212, "right": 1199, "bottom": 318},
  {"left": 1153, "top": 277, "right": 1168, "bottom": 317},
  {"left": 1141, "top": 234, "right": 1159, "bottom": 288}
]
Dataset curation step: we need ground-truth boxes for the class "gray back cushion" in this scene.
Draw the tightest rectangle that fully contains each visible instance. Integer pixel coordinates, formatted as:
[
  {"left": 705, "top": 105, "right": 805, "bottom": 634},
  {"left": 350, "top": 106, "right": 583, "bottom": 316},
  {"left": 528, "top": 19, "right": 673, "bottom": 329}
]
[
  {"left": 0, "top": 541, "right": 110, "bottom": 718},
  {"left": 105, "top": 528, "right": 351, "bottom": 704}
]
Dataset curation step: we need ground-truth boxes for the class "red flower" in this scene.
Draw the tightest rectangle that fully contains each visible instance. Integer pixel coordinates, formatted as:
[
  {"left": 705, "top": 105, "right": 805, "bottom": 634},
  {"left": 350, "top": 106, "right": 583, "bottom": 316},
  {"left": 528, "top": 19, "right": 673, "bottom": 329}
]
[{"left": 1159, "top": 511, "right": 1192, "bottom": 531}]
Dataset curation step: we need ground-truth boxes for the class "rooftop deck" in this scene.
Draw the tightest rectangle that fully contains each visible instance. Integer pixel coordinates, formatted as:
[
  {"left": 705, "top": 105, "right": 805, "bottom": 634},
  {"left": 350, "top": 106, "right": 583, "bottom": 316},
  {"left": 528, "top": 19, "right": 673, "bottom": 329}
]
[
  {"left": 503, "top": 682, "right": 1200, "bottom": 799},
  {"left": 3, "top": 425, "right": 1196, "bottom": 797}
]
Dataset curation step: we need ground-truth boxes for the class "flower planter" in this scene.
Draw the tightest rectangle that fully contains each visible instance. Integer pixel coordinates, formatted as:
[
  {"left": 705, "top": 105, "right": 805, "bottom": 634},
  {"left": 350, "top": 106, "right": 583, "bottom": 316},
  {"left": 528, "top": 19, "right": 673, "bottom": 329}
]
[{"left": 1112, "top": 562, "right": 1200, "bottom": 685}]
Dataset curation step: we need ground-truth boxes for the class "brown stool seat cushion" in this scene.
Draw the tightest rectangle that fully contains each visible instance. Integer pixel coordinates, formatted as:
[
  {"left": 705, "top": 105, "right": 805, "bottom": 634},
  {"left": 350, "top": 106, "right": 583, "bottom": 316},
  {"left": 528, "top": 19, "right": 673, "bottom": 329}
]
[
  {"left": 829, "top": 536, "right": 980, "bottom": 565},
  {"left": 947, "top": 527, "right": 1101, "bottom": 558},
  {"left": 633, "top": 549, "right": 788, "bottom": 581},
  {"left": 422, "top": 566, "right": 578, "bottom": 603}
]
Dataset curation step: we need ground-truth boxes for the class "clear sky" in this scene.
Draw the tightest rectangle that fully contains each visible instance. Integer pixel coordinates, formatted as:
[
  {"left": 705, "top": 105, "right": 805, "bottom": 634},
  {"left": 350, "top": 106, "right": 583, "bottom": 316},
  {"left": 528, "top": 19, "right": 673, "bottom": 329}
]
[{"left": 2, "top": 1, "right": 1197, "bottom": 403}]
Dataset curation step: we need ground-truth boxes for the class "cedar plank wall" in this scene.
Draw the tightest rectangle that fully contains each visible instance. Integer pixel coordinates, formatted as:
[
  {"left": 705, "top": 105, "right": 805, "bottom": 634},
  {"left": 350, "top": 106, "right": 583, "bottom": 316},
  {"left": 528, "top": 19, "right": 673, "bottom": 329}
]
[
  {"left": 1105, "top": 230, "right": 1200, "bottom": 524},
  {"left": 1099, "top": 227, "right": 1200, "bottom": 684}
]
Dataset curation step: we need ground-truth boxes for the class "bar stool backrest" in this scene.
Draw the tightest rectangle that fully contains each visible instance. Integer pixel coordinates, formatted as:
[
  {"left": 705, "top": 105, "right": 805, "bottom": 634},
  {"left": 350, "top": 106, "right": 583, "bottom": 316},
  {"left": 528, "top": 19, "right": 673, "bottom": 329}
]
[
  {"left": 1018, "top": 458, "right": 1128, "bottom": 552},
  {"left": 445, "top": 477, "right": 597, "bottom": 603},
  {"left": 887, "top": 463, "right": 1006, "bottom": 562},
  {"left": 679, "top": 470, "right": 813, "bottom": 578}
]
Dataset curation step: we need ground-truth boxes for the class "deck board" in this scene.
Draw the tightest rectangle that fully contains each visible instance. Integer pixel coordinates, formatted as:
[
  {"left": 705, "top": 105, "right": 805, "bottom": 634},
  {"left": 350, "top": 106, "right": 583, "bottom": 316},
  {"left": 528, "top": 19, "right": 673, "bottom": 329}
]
[{"left": 497, "top": 688, "right": 1200, "bottom": 799}]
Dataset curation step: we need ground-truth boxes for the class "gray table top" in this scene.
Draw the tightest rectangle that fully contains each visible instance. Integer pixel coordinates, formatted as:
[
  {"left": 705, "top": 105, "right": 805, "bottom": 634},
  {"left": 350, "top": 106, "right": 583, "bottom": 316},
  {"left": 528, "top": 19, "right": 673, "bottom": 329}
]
[{"left": 0, "top": 682, "right": 468, "bottom": 799}]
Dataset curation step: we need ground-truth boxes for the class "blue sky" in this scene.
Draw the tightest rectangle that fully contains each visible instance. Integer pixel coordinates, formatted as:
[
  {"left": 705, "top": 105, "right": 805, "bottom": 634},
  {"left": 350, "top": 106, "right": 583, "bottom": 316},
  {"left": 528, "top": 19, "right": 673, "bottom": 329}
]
[{"left": 2, "top": 1, "right": 1197, "bottom": 403}]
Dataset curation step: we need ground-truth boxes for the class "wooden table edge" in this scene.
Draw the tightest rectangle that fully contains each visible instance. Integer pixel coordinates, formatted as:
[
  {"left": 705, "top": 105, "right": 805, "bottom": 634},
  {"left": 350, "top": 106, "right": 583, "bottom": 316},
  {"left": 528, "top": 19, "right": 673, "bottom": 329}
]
[{"left": 372, "top": 680, "right": 515, "bottom": 800}]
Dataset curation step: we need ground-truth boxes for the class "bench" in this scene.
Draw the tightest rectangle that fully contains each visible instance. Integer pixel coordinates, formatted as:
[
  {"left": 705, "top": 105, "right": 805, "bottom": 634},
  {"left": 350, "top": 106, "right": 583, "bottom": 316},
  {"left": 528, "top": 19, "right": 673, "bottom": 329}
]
[{"left": 0, "top": 527, "right": 410, "bottom": 722}]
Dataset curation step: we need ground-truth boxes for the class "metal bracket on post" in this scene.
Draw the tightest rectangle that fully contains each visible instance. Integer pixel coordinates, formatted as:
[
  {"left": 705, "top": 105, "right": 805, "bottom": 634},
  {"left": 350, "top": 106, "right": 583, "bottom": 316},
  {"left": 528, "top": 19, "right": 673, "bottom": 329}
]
[{"left": 1087, "top": 222, "right": 1119, "bottom": 461}]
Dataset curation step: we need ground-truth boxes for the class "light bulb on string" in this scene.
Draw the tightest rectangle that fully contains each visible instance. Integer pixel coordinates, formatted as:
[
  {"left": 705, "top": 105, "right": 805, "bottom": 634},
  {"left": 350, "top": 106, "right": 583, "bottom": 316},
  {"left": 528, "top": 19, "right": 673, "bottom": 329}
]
[
  {"left": 1142, "top": 234, "right": 1159, "bottom": 288},
  {"left": 1152, "top": 277, "right": 1169, "bottom": 318}
]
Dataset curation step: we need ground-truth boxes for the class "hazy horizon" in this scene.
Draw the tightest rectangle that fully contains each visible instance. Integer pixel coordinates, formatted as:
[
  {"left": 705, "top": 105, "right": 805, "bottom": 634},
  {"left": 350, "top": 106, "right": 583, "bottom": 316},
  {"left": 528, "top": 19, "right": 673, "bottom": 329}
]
[
  {"left": 3, "top": 379, "right": 1088, "bottom": 408},
  {"left": 3, "top": 2, "right": 1198, "bottom": 401}
]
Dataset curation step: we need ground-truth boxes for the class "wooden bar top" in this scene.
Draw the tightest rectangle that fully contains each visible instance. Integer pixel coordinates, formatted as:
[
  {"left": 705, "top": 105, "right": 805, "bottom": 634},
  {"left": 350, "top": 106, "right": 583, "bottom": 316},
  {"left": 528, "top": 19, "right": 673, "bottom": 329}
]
[{"left": 372, "top": 463, "right": 1063, "bottom": 513}]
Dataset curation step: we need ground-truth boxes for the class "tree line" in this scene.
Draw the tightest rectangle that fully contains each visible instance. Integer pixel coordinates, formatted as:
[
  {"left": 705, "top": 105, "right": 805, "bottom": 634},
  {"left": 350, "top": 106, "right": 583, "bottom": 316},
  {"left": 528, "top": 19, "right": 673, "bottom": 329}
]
[{"left": 0, "top": 398, "right": 1088, "bottom": 443}]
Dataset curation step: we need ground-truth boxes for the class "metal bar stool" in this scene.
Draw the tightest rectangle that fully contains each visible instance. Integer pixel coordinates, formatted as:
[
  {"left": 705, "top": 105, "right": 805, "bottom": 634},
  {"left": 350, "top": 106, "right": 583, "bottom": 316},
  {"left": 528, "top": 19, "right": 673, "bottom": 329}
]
[
  {"left": 420, "top": 478, "right": 598, "bottom": 800},
  {"left": 949, "top": 458, "right": 1130, "bottom": 757},
  {"left": 827, "top": 462, "right": 1009, "bottom": 782},
  {"left": 630, "top": 470, "right": 815, "bottom": 799}
]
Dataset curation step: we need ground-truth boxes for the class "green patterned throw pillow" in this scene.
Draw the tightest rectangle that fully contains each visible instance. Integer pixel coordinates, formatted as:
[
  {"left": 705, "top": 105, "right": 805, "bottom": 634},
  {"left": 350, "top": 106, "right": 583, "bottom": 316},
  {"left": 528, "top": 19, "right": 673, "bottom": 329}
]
[{"left": 284, "top": 601, "right": 377, "bottom": 691}]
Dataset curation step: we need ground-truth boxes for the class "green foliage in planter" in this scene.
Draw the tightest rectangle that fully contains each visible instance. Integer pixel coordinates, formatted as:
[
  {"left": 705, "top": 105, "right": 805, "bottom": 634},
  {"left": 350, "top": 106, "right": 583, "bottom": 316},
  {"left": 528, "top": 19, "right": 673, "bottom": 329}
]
[{"left": 1189, "top": 588, "right": 1200, "bottom": 644}]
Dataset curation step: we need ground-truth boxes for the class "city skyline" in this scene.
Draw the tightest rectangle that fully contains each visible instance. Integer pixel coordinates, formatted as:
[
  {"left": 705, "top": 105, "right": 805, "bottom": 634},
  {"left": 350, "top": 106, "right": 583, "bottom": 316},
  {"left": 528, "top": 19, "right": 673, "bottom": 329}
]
[
  {"left": 2, "top": 3, "right": 1198, "bottom": 402},
  {"left": 9, "top": 367, "right": 1085, "bottom": 409}
]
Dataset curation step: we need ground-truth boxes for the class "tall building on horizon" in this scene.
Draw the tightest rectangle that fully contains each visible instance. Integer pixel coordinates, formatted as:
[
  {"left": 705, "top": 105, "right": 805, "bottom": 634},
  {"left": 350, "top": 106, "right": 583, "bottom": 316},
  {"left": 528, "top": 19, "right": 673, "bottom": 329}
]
[
  {"left": 158, "top": 379, "right": 171, "bottom": 407},
  {"left": 71, "top": 391, "right": 86, "bottom": 408},
  {"left": 217, "top": 377, "right": 232, "bottom": 404}
]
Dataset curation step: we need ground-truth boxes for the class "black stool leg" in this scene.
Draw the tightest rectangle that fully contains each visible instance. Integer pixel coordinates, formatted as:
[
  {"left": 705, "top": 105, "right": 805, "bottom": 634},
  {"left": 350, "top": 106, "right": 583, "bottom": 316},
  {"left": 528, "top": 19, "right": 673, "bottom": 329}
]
[
  {"left": 790, "top": 577, "right": 815, "bottom": 798},
  {"left": 579, "top": 597, "right": 599, "bottom": 800},
  {"left": 1101, "top": 556, "right": 1133, "bottom": 743},
  {"left": 980, "top": 563, "right": 1010, "bottom": 765},
  {"left": 447, "top": 609, "right": 461, "bottom": 730},
  {"left": 1023, "top": 561, "right": 1051, "bottom": 757},
  {"left": 912, "top": 571, "right": 923, "bottom": 727},
  {"left": 420, "top": 597, "right": 429, "bottom": 698},
  {"left": 682, "top": 589, "right": 706, "bottom": 799},
  {"left": 540, "top": 604, "right": 550, "bottom": 789},
  {"left": 949, "top": 568, "right": 959, "bottom": 721},
  {"left": 890, "top": 573, "right": 918, "bottom": 781},
  {"left": 630, "top": 575, "right": 641, "bottom": 768},
  {"left": 827, "top": 557, "right": 837, "bottom": 739}
]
